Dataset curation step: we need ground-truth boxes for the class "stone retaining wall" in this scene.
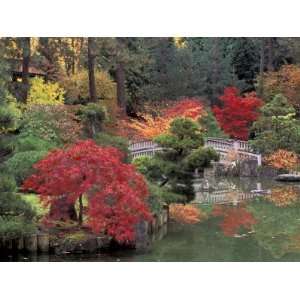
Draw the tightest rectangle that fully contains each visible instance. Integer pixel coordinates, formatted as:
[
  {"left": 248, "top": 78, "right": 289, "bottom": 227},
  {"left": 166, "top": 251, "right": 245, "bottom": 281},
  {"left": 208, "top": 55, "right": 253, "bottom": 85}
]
[{"left": 0, "top": 209, "right": 169, "bottom": 255}]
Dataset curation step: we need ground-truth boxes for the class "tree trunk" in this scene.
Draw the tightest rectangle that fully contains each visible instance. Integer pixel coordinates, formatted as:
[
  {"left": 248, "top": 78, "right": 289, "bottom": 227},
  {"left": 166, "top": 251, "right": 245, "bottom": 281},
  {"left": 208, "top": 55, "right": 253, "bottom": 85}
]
[
  {"left": 258, "top": 38, "right": 265, "bottom": 98},
  {"left": 116, "top": 61, "right": 126, "bottom": 113},
  {"left": 267, "top": 37, "right": 274, "bottom": 72},
  {"left": 21, "top": 37, "right": 31, "bottom": 102},
  {"left": 78, "top": 194, "right": 83, "bottom": 226},
  {"left": 87, "top": 37, "right": 97, "bottom": 103},
  {"left": 211, "top": 37, "right": 220, "bottom": 107},
  {"left": 49, "top": 196, "right": 77, "bottom": 222}
]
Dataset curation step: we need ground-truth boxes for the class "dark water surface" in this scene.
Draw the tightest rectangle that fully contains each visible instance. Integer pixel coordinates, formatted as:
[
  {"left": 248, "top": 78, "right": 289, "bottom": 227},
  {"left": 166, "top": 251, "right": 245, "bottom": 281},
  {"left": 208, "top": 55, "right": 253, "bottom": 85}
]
[{"left": 3, "top": 177, "right": 300, "bottom": 262}]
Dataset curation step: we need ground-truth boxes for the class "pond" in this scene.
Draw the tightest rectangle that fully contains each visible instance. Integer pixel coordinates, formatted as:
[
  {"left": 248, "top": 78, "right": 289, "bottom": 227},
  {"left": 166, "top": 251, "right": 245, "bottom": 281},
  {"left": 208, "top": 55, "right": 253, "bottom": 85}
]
[{"left": 3, "top": 177, "right": 300, "bottom": 262}]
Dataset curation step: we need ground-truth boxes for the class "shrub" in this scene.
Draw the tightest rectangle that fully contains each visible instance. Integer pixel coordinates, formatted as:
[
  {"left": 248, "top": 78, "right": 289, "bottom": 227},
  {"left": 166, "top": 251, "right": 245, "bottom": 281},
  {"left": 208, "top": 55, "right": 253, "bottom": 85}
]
[
  {"left": 62, "top": 70, "right": 116, "bottom": 103},
  {"left": 260, "top": 64, "right": 300, "bottom": 111},
  {"left": 265, "top": 150, "right": 299, "bottom": 171},
  {"left": 0, "top": 175, "right": 36, "bottom": 238},
  {"left": 27, "top": 77, "right": 65, "bottom": 105},
  {"left": 199, "top": 109, "right": 227, "bottom": 138},
  {"left": 251, "top": 94, "right": 300, "bottom": 154},
  {"left": 0, "top": 94, "right": 21, "bottom": 133},
  {"left": 21, "top": 105, "right": 82, "bottom": 145},
  {"left": 0, "top": 219, "right": 36, "bottom": 239},
  {"left": 13, "top": 135, "right": 55, "bottom": 153},
  {"left": 185, "top": 147, "right": 219, "bottom": 171},
  {"left": 147, "top": 182, "right": 185, "bottom": 214},
  {"left": 78, "top": 103, "right": 107, "bottom": 137},
  {"left": 169, "top": 204, "right": 206, "bottom": 224},
  {"left": 4, "top": 151, "right": 47, "bottom": 185}
]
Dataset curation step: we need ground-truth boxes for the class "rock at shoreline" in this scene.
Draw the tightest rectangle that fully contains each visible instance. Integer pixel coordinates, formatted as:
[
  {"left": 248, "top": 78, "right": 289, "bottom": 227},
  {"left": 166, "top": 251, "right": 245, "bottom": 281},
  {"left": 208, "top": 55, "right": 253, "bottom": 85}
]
[{"left": 275, "top": 174, "right": 300, "bottom": 182}]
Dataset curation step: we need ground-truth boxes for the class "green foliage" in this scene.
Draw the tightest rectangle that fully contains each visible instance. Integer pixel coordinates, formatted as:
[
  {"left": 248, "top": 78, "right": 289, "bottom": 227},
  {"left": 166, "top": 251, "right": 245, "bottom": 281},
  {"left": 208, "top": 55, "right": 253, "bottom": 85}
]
[
  {"left": 199, "top": 109, "right": 227, "bottom": 138},
  {"left": 4, "top": 151, "right": 47, "bottom": 185},
  {"left": 21, "top": 105, "right": 82, "bottom": 145},
  {"left": 260, "top": 94, "right": 295, "bottom": 117},
  {"left": 0, "top": 94, "right": 21, "bottom": 133},
  {"left": 94, "top": 132, "right": 129, "bottom": 158},
  {"left": 20, "top": 106, "right": 62, "bottom": 146},
  {"left": 78, "top": 103, "right": 107, "bottom": 137},
  {"left": 0, "top": 51, "right": 21, "bottom": 133},
  {"left": 0, "top": 175, "right": 36, "bottom": 238},
  {"left": 154, "top": 118, "right": 204, "bottom": 155},
  {"left": 0, "top": 219, "right": 36, "bottom": 239},
  {"left": 185, "top": 147, "right": 220, "bottom": 171},
  {"left": 147, "top": 182, "right": 185, "bottom": 214},
  {"left": 13, "top": 135, "right": 55, "bottom": 153},
  {"left": 62, "top": 70, "right": 116, "bottom": 103},
  {"left": 27, "top": 77, "right": 65, "bottom": 105},
  {"left": 251, "top": 94, "right": 300, "bottom": 154},
  {"left": 133, "top": 156, "right": 165, "bottom": 182}
]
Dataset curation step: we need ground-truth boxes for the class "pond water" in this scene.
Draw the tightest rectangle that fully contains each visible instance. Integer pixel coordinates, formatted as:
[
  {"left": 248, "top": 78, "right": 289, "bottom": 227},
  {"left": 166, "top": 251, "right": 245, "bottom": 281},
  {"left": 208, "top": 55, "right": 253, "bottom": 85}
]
[{"left": 3, "top": 177, "right": 300, "bottom": 262}]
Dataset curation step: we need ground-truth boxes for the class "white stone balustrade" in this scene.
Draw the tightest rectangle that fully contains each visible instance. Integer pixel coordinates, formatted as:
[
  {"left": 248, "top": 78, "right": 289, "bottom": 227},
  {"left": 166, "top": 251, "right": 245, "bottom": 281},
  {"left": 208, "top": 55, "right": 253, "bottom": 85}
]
[{"left": 129, "top": 138, "right": 262, "bottom": 166}]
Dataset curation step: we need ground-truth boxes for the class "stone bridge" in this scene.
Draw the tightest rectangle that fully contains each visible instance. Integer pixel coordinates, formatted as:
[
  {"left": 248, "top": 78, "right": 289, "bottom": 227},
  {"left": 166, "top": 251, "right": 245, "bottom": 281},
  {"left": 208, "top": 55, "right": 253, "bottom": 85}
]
[{"left": 129, "top": 138, "right": 262, "bottom": 166}]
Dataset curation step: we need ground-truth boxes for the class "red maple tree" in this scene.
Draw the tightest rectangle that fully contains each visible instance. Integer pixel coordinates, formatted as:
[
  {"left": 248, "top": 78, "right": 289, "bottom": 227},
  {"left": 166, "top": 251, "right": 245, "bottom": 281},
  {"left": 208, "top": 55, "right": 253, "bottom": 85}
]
[
  {"left": 22, "top": 140, "right": 152, "bottom": 243},
  {"left": 213, "top": 87, "right": 262, "bottom": 140},
  {"left": 212, "top": 205, "right": 256, "bottom": 237}
]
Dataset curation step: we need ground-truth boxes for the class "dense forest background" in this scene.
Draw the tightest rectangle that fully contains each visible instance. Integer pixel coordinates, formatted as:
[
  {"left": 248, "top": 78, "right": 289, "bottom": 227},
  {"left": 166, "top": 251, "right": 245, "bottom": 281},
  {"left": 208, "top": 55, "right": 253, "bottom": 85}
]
[{"left": 1, "top": 37, "right": 300, "bottom": 114}]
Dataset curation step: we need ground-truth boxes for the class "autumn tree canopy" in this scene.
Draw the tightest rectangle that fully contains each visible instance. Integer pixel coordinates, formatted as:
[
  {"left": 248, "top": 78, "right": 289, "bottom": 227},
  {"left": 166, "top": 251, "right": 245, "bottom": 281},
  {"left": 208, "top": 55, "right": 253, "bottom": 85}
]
[
  {"left": 22, "top": 140, "right": 152, "bottom": 243},
  {"left": 213, "top": 87, "right": 262, "bottom": 140}
]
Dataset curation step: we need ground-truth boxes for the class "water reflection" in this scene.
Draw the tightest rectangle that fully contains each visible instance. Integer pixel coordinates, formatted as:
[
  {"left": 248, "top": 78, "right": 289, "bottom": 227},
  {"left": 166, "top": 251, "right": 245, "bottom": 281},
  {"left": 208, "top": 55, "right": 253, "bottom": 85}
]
[
  {"left": 139, "top": 178, "right": 300, "bottom": 261},
  {"left": 3, "top": 178, "right": 300, "bottom": 261}
]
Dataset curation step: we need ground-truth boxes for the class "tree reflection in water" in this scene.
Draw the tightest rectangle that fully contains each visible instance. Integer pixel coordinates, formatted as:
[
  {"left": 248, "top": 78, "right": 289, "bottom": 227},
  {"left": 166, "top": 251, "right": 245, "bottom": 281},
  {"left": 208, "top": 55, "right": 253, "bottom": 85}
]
[{"left": 211, "top": 205, "right": 256, "bottom": 237}]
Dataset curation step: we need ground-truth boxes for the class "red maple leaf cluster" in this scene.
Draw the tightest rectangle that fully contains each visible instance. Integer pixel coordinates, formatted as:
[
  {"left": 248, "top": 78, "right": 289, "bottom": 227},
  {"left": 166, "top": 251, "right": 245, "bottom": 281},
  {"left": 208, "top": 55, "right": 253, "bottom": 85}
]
[
  {"left": 213, "top": 87, "right": 262, "bottom": 140},
  {"left": 212, "top": 205, "right": 256, "bottom": 237},
  {"left": 22, "top": 140, "right": 152, "bottom": 243}
]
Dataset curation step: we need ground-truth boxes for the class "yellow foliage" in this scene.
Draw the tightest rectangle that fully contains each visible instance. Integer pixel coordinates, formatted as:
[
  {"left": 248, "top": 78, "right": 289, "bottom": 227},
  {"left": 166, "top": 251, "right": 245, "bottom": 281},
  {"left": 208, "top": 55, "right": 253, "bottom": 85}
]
[
  {"left": 265, "top": 149, "right": 299, "bottom": 171},
  {"left": 169, "top": 204, "right": 206, "bottom": 224},
  {"left": 62, "top": 70, "right": 116, "bottom": 101},
  {"left": 27, "top": 77, "right": 65, "bottom": 105}
]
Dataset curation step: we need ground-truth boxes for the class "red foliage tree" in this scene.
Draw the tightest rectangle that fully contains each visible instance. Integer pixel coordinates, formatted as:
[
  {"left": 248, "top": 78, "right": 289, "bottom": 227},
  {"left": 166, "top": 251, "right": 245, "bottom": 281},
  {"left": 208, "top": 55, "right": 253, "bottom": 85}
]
[
  {"left": 213, "top": 87, "right": 262, "bottom": 140},
  {"left": 212, "top": 205, "right": 256, "bottom": 237},
  {"left": 22, "top": 140, "right": 152, "bottom": 243}
]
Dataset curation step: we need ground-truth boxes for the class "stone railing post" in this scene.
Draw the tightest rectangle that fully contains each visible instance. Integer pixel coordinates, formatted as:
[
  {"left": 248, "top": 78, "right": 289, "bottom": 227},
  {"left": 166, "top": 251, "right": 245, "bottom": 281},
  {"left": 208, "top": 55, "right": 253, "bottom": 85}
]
[
  {"left": 233, "top": 140, "right": 239, "bottom": 151},
  {"left": 257, "top": 154, "right": 262, "bottom": 166}
]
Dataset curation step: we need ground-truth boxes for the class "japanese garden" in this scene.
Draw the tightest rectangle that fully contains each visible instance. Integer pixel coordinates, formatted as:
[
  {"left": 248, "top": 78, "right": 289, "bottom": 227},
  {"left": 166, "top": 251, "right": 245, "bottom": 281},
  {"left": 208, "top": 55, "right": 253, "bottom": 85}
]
[{"left": 2, "top": 37, "right": 300, "bottom": 261}]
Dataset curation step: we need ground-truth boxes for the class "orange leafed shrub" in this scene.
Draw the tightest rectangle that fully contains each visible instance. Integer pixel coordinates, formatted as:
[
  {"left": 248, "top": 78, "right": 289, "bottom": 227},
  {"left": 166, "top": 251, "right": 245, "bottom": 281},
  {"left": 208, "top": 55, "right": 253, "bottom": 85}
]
[
  {"left": 163, "top": 98, "right": 204, "bottom": 120},
  {"left": 266, "top": 186, "right": 300, "bottom": 207},
  {"left": 169, "top": 204, "right": 206, "bottom": 224},
  {"left": 117, "top": 98, "right": 204, "bottom": 140},
  {"left": 265, "top": 149, "right": 299, "bottom": 171},
  {"left": 123, "top": 115, "right": 171, "bottom": 140},
  {"left": 263, "top": 64, "right": 300, "bottom": 109}
]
